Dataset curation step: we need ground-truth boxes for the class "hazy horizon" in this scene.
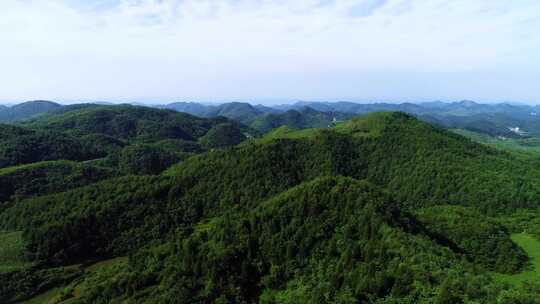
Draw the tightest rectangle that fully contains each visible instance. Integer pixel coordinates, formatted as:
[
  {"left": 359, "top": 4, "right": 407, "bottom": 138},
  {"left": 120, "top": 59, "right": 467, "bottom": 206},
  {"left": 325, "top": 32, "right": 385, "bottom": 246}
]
[
  {"left": 2, "top": 1, "right": 539, "bottom": 103},
  {"left": 0, "top": 98, "right": 538, "bottom": 107}
]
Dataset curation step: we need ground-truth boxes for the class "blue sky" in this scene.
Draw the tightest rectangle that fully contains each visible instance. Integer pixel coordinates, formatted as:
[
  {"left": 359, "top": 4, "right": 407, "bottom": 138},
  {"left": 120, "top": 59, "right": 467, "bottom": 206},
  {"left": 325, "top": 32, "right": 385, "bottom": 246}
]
[{"left": 1, "top": 0, "right": 539, "bottom": 104}]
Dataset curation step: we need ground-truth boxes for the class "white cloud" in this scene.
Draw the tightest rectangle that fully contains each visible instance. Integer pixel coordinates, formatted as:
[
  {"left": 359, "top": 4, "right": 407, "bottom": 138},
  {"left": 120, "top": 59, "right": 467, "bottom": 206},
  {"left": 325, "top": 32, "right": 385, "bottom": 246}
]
[{"left": 0, "top": 0, "right": 539, "bottom": 103}]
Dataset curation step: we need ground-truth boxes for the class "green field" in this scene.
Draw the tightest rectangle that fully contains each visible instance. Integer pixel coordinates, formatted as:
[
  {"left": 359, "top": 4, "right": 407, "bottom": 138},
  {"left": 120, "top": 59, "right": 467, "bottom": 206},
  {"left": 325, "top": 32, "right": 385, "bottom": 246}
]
[
  {"left": 0, "top": 231, "right": 32, "bottom": 273},
  {"left": 452, "top": 129, "right": 540, "bottom": 156},
  {"left": 23, "top": 257, "right": 128, "bottom": 304},
  {"left": 494, "top": 233, "right": 540, "bottom": 285},
  {"left": 23, "top": 287, "right": 65, "bottom": 304}
]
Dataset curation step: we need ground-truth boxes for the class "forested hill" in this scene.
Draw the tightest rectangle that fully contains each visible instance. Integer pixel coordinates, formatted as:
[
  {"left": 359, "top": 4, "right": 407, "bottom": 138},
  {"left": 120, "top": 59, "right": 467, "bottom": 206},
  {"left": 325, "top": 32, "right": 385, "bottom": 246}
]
[
  {"left": 0, "top": 100, "right": 61, "bottom": 122},
  {"left": 167, "top": 112, "right": 540, "bottom": 213},
  {"left": 0, "top": 105, "right": 252, "bottom": 205},
  {"left": 162, "top": 101, "right": 266, "bottom": 124},
  {"left": 162, "top": 102, "right": 359, "bottom": 132},
  {"left": 3, "top": 111, "right": 540, "bottom": 302},
  {"left": 23, "top": 104, "right": 253, "bottom": 141},
  {"left": 0, "top": 108, "right": 238, "bottom": 170},
  {"left": 249, "top": 106, "right": 355, "bottom": 132}
]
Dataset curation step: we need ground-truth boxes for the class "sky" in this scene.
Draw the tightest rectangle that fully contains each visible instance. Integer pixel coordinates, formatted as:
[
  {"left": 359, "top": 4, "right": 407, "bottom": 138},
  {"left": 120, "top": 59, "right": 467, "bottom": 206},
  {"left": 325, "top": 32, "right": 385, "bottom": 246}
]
[{"left": 1, "top": 0, "right": 539, "bottom": 104}]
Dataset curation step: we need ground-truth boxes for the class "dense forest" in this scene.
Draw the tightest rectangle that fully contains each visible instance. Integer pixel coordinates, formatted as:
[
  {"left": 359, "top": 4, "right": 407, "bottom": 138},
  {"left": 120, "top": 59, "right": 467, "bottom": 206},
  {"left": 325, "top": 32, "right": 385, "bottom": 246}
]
[{"left": 2, "top": 103, "right": 540, "bottom": 303}]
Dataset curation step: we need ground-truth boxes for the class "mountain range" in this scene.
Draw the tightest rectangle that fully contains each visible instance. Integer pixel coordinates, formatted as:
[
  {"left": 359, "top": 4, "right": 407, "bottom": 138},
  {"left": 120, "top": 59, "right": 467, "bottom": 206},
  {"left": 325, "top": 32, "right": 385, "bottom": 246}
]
[
  {"left": 157, "top": 100, "right": 540, "bottom": 138},
  {"left": 5, "top": 100, "right": 540, "bottom": 139},
  {"left": 2, "top": 102, "right": 540, "bottom": 302}
]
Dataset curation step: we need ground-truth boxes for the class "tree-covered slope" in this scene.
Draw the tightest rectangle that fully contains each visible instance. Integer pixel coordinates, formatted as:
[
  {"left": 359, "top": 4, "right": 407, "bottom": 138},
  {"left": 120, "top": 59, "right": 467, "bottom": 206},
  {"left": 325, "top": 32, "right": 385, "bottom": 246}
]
[
  {"left": 4, "top": 111, "right": 540, "bottom": 303},
  {"left": 0, "top": 124, "right": 98, "bottom": 169},
  {"left": 0, "top": 175, "right": 175, "bottom": 263},
  {"left": 0, "top": 105, "right": 253, "bottom": 169},
  {"left": 24, "top": 104, "right": 241, "bottom": 142},
  {"left": 166, "top": 112, "right": 540, "bottom": 213},
  {"left": 0, "top": 160, "right": 116, "bottom": 206},
  {"left": 58, "top": 177, "right": 466, "bottom": 303},
  {"left": 416, "top": 205, "right": 526, "bottom": 273},
  {"left": 3, "top": 112, "right": 537, "bottom": 264},
  {"left": 337, "top": 113, "right": 540, "bottom": 211},
  {"left": 199, "top": 122, "right": 247, "bottom": 149},
  {"left": 5, "top": 177, "right": 529, "bottom": 303},
  {"left": 103, "top": 142, "right": 193, "bottom": 175}
]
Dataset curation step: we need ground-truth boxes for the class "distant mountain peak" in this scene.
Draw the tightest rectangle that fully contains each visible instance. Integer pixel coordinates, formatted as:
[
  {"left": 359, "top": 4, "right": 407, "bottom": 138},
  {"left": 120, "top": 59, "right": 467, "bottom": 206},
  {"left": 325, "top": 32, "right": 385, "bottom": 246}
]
[
  {"left": 16, "top": 100, "right": 61, "bottom": 106},
  {"left": 457, "top": 100, "right": 479, "bottom": 107},
  {"left": 297, "top": 106, "right": 319, "bottom": 114},
  {"left": 0, "top": 100, "right": 62, "bottom": 122}
]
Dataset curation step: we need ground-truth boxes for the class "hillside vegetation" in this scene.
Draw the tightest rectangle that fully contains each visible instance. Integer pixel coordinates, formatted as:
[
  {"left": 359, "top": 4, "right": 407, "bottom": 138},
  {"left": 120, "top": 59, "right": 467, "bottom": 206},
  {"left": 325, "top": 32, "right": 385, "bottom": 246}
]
[
  {"left": 0, "top": 124, "right": 97, "bottom": 168},
  {"left": 3, "top": 110, "right": 540, "bottom": 302},
  {"left": 24, "top": 104, "right": 243, "bottom": 142},
  {"left": 0, "top": 105, "right": 249, "bottom": 170},
  {"left": 0, "top": 160, "right": 116, "bottom": 205}
]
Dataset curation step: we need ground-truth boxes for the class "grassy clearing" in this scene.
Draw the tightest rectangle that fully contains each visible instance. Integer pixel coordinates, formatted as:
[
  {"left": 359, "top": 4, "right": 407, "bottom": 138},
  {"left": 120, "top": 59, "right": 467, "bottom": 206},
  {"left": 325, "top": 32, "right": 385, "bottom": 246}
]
[
  {"left": 0, "top": 160, "right": 75, "bottom": 176},
  {"left": 452, "top": 129, "right": 540, "bottom": 157},
  {"left": 0, "top": 231, "right": 32, "bottom": 273},
  {"left": 85, "top": 256, "right": 127, "bottom": 273},
  {"left": 494, "top": 233, "right": 540, "bottom": 285},
  {"left": 250, "top": 126, "right": 321, "bottom": 144},
  {"left": 23, "top": 287, "right": 64, "bottom": 304},
  {"left": 23, "top": 257, "right": 128, "bottom": 304}
]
